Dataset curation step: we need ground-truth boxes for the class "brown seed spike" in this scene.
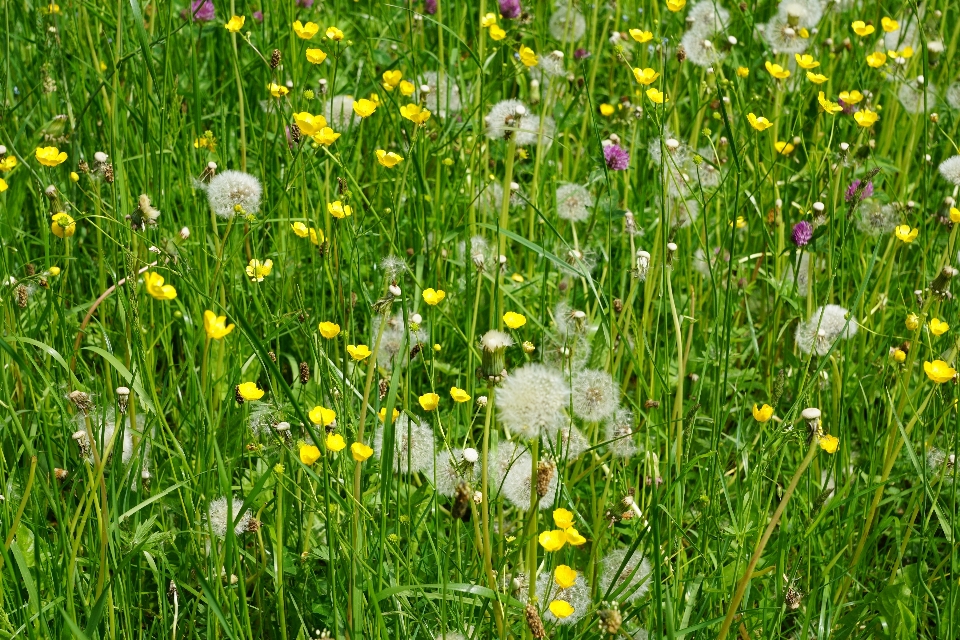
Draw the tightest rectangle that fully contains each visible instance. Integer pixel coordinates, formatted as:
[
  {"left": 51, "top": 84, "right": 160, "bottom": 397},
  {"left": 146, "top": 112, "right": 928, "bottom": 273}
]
[
  {"left": 269, "top": 48, "right": 282, "bottom": 69},
  {"left": 536, "top": 460, "right": 556, "bottom": 498},
  {"left": 299, "top": 362, "right": 310, "bottom": 385},
  {"left": 235, "top": 385, "right": 245, "bottom": 405},
  {"left": 525, "top": 603, "right": 546, "bottom": 639}
]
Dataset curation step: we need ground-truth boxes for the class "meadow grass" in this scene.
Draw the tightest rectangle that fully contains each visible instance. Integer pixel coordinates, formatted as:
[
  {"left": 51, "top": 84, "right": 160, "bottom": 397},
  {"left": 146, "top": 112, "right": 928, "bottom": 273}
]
[{"left": 1, "top": 0, "right": 959, "bottom": 638}]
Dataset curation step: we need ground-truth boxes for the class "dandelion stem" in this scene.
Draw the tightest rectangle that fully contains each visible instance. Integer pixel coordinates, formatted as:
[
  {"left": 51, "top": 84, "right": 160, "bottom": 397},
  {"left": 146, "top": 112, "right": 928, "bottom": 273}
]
[{"left": 480, "top": 382, "right": 505, "bottom": 635}]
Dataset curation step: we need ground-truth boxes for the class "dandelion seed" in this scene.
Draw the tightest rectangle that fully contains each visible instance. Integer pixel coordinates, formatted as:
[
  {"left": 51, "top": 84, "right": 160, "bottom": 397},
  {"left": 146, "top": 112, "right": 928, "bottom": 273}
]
[
  {"left": 374, "top": 414, "right": 435, "bottom": 474},
  {"left": 432, "top": 448, "right": 476, "bottom": 497},
  {"left": 207, "top": 496, "right": 255, "bottom": 538},
  {"left": 795, "top": 305, "right": 858, "bottom": 356},
  {"left": 598, "top": 548, "right": 652, "bottom": 602},
  {"left": 897, "top": 79, "right": 937, "bottom": 114},
  {"left": 204, "top": 170, "right": 261, "bottom": 219},
  {"left": 571, "top": 369, "right": 618, "bottom": 422},
  {"left": 939, "top": 156, "right": 960, "bottom": 186},
  {"left": 497, "top": 364, "right": 568, "bottom": 439},
  {"left": 605, "top": 408, "right": 639, "bottom": 458}
]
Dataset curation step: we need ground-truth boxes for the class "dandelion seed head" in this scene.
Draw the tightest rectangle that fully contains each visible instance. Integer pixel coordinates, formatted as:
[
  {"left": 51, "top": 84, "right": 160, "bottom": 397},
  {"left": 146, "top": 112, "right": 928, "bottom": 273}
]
[
  {"left": 687, "top": 0, "right": 730, "bottom": 35},
  {"left": 681, "top": 30, "right": 725, "bottom": 67},
  {"left": 553, "top": 423, "right": 590, "bottom": 461},
  {"left": 598, "top": 549, "right": 652, "bottom": 602},
  {"left": 514, "top": 113, "right": 556, "bottom": 149},
  {"left": 497, "top": 364, "right": 570, "bottom": 439},
  {"left": 571, "top": 369, "right": 618, "bottom": 422},
  {"left": 374, "top": 414, "right": 435, "bottom": 474},
  {"left": 501, "top": 451, "right": 558, "bottom": 510},
  {"left": 856, "top": 201, "right": 898, "bottom": 235},
  {"left": 537, "top": 570, "right": 591, "bottom": 625},
  {"left": 795, "top": 305, "right": 858, "bottom": 356},
  {"left": 205, "top": 170, "right": 262, "bottom": 219},
  {"left": 432, "top": 448, "right": 476, "bottom": 497},
  {"left": 380, "top": 255, "right": 408, "bottom": 279},
  {"left": 556, "top": 183, "right": 594, "bottom": 222},
  {"left": 417, "top": 71, "right": 461, "bottom": 117},
  {"left": 939, "top": 155, "right": 960, "bottom": 186},
  {"left": 777, "top": 0, "right": 822, "bottom": 28},
  {"left": 897, "top": 79, "right": 937, "bottom": 114},
  {"left": 324, "top": 95, "right": 359, "bottom": 130},
  {"left": 485, "top": 99, "right": 529, "bottom": 142},
  {"left": 763, "top": 17, "right": 810, "bottom": 54},
  {"left": 207, "top": 496, "right": 252, "bottom": 538},
  {"left": 481, "top": 329, "right": 514, "bottom": 351},
  {"left": 946, "top": 83, "right": 960, "bottom": 110},
  {"left": 605, "top": 408, "right": 639, "bottom": 458},
  {"left": 549, "top": 5, "right": 587, "bottom": 42}
]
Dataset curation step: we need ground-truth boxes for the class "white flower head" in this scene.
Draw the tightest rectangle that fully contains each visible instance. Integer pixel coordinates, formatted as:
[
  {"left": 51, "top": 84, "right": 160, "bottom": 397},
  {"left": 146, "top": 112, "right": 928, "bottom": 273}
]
[
  {"left": 939, "top": 155, "right": 960, "bottom": 186},
  {"left": 605, "top": 408, "right": 639, "bottom": 458},
  {"left": 431, "top": 448, "right": 476, "bottom": 497},
  {"left": 571, "top": 369, "right": 619, "bottom": 422},
  {"left": 556, "top": 183, "right": 594, "bottom": 222},
  {"left": 374, "top": 415, "right": 435, "bottom": 474},
  {"left": 324, "top": 94, "right": 359, "bottom": 130},
  {"left": 795, "top": 304, "right": 858, "bottom": 356},
  {"left": 417, "top": 71, "right": 461, "bottom": 117},
  {"left": 207, "top": 495, "right": 253, "bottom": 538},
  {"left": 548, "top": 4, "right": 586, "bottom": 42},
  {"left": 497, "top": 364, "right": 569, "bottom": 439},
  {"left": 598, "top": 548, "right": 652, "bottom": 602},
  {"left": 204, "top": 170, "right": 262, "bottom": 219}
]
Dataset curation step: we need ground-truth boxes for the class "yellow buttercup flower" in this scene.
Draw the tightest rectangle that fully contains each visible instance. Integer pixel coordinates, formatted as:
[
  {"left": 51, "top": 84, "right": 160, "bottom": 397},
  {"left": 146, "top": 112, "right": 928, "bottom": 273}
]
[
  {"left": 752, "top": 404, "right": 773, "bottom": 422},
  {"left": 351, "top": 442, "right": 373, "bottom": 462},
  {"left": 299, "top": 444, "right": 321, "bottom": 465},
  {"left": 488, "top": 24, "right": 506, "bottom": 41},
  {"left": 666, "top": 0, "right": 686, "bottom": 12},
  {"left": 50, "top": 212, "right": 76, "bottom": 238},
  {"left": 399, "top": 80, "right": 415, "bottom": 96},
  {"left": 326, "top": 26, "right": 344, "bottom": 41},
  {"left": 538, "top": 529, "right": 566, "bottom": 552},
  {"left": 224, "top": 15, "right": 244, "bottom": 32},
  {"left": 747, "top": 113, "right": 773, "bottom": 131},
  {"left": 929, "top": 318, "right": 949, "bottom": 336},
  {"left": 818, "top": 434, "right": 839, "bottom": 454},
  {"left": 326, "top": 433, "right": 346, "bottom": 452},
  {"left": 765, "top": 61, "right": 790, "bottom": 79},
  {"left": 480, "top": 12, "right": 497, "bottom": 28},
  {"left": 347, "top": 344, "right": 372, "bottom": 360},
  {"left": 629, "top": 29, "right": 653, "bottom": 42},
  {"left": 319, "top": 322, "right": 341, "bottom": 338},
  {"left": 382, "top": 70, "right": 402, "bottom": 89},
  {"left": 563, "top": 527, "right": 586, "bottom": 545},
  {"left": 806, "top": 72, "right": 828, "bottom": 84},
  {"left": 599, "top": 103, "right": 615, "bottom": 116},
  {"left": 376, "top": 150, "right": 404, "bottom": 167},
  {"left": 422, "top": 288, "right": 445, "bottom": 305},
  {"left": 950, "top": 207, "right": 960, "bottom": 223},
  {"left": 143, "top": 272, "right": 177, "bottom": 300},
  {"left": 309, "top": 228, "right": 324, "bottom": 246},
  {"left": 309, "top": 405, "right": 336, "bottom": 426},
  {"left": 887, "top": 46, "right": 913, "bottom": 59},
  {"left": 794, "top": 54, "right": 819, "bottom": 69},
  {"left": 881, "top": 17, "right": 898, "bottom": 32},
  {"left": 418, "top": 393, "right": 440, "bottom": 411},
  {"left": 632, "top": 67, "right": 660, "bottom": 85},
  {"left": 905, "top": 313, "right": 920, "bottom": 331},
  {"left": 839, "top": 90, "right": 863, "bottom": 104},
  {"left": 313, "top": 127, "right": 341, "bottom": 145},
  {"left": 306, "top": 48, "right": 327, "bottom": 64},
  {"left": 892, "top": 348, "right": 906, "bottom": 363},
  {"left": 553, "top": 508, "right": 574, "bottom": 529},
  {"left": 854, "top": 109, "right": 879, "bottom": 127},
  {"left": 0, "top": 178, "right": 7, "bottom": 192},
  {"left": 236, "top": 382, "right": 264, "bottom": 401},
  {"left": 774, "top": 141, "right": 794, "bottom": 155},
  {"left": 291, "top": 221, "right": 309, "bottom": 237},
  {"left": 293, "top": 20, "right": 319, "bottom": 39},
  {"left": 503, "top": 311, "right": 526, "bottom": 328},
  {"left": 203, "top": 310, "right": 235, "bottom": 339},
  {"left": 245, "top": 259, "right": 273, "bottom": 282},
  {"left": 554, "top": 565, "right": 577, "bottom": 589},
  {"left": 924, "top": 360, "right": 957, "bottom": 384},
  {"left": 865, "top": 51, "right": 886, "bottom": 68},
  {"left": 851, "top": 20, "right": 875, "bottom": 36},
  {"left": 818, "top": 92, "right": 842, "bottom": 115},
  {"left": 378, "top": 408, "right": 400, "bottom": 423},
  {"left": 736, "top": 66, "right": 749, "bottom": 78},
  {"left": 0, "top": 155, "right": 18, "bottom": 171},
  {"left": 327, "top": 200, "right": 353, "bottom": 219},
  {"left": 645, "top": 88, "right": 666, "bottom": 104},
  {"left": 399, "top": 103, "right": 431, "bottom": 124},
  {"left": 36, "top": 146, "right": 67, "bottom": 167},
  {"left": 352, "top": 98, "right": 377, "bottom": 118},
  {"left": 293, "top": 112, "right": 326, "bottom": 136},
  {"left": 518, "top": 45, "right": 538, "bottom": 67},
  {"left": 549, "top": 600, "right": 574, "bottom": 618},
  {"left": 894, "top": 225, "right": 917, "bottom": 243},
  {"left": 450, "top": 387, "right": 471, "bottom": 403},
  {"left": 269, "top": 83, "right": 289, "bottom": 98}
]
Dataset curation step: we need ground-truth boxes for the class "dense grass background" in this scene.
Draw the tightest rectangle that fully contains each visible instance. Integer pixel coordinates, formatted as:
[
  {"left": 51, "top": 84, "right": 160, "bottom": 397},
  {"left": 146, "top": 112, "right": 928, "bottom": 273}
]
[{"left": 1, "top": 0, "right": 959, "bottom": 638}]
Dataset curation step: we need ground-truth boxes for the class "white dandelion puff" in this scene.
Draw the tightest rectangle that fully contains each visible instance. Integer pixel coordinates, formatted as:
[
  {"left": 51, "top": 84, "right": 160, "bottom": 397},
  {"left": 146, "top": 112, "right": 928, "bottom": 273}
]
[
  {"left": 374, "top": 414, "right": 435, "bottom": 474},
  {"left": 795, "top": 305, "right": 858, "bottom": 356},
  {"left": 514, "top": 113, "right": 556, "bottom": 149},
  {"left": 897, "top": 79, "right": 937, "bottom": 114},
  {"left": 556, "top": 183, "right": 594, "bottom": 222},
  {"left": 946, "top": 83, "right": 960, "bottom": 110},
  {"left": 856, "top": 201, "right": 899, "bottom": 236},
  {"left": 939, "top": 155, "right": 960, "bottom": 186},
  {"left": 548, "top": 4, "right": 586, "bottom": 42},
  {"left": 571, "top": 369, "right": 619, "bottom": 422},
  {"left": 497, "top": 363, "right": 570, "bottom": 439},
  {"left": 417, "top": 71, "right": 461, "bottom": 117},
  {"left": 485, "top": 99, "right": 528, "bottom": 142},
  {"left": 324, "top": 94, "right": 359, "bottom": 130},
  {"left": 598, "top": 548, "right": 652, "bottom": 602},
  {"left": 432, "top": 448, "right": 476, "bottom": 497},
  {"left": 605, "top": 408, "right": 639, "bottom": 458},
  {"left": 204, "top": 170, "right": 262, "bottom": 219},
  {"left": 207, "top": 496, "right": 253, "bottom": 538},
  {"left": 500, "top": 449, "right": 559, "bottom": 510}
]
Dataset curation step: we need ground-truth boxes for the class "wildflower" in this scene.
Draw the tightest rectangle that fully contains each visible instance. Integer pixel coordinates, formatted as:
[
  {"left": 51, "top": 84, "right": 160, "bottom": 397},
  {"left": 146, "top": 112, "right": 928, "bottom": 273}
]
[
  {"left": 549, "top": 601, "right": 574, "bottom": 619},
  {"left": 381, "top": 70, "right": 402, "bottom": 91},
  {"left": 299, "top": 444, "right": 321, "bottom": 465},
  {"left": 537, "top": 571, "right": 591, "bottom": 625},
  {"left": 376, "top": 150, "right": 404, "bottom": 167},
  {"left": 765, "top": 61, "right": 790, "bottom": 79},
  {"left": 481, "top": 12, "right": 497, "bottom": 27},
  {"left": 351, "top": 442, "right": 373, "bottom": 462},
  {"left": 598, "top": 548, "right": 651, "bottom": 602},
  {"left": 237, "top": 382, "right": 264, "bottom": 401},
  {"left": 666, "top": 0, "right": 685, "bottom": 11},
  {"left": 204, "top": 170, "right": 262, "bottom": 219},
  {"left": 450, "top": 387, "right": 471, "bottom": 403},
  {"left": 489, "top": 24, "right": 506, "bottom": 40},
  {"left": 399, "top": 103, "right": 431, "bottom": 124},
  {"left": 418, "top": 393, "right": 439, "bottom": 411},
  {"left": 319, "top": 322, "right": 341, "bottom": 338},
  {"left": 309, "top": 405, "right": 336, "bottom": 426},
  {"left": 327, "top": 200, "right": 352, "bottom": 219},
  {"left": 309, "top": 228, "right": 323, "bottom": 245},
  {"left": 292, "top": 112, "right": 326, "bottom": 136},
  {"left": 497, "top": 364, "right": 569, "bottom": 439},
  {"left": 538, "top": 529, "right": 566, "bottom": 551},
  {"left": 794, "top": 53, "right": 819, "bottom": 69},
  {"left": 352, "top": 98, "right": 376, "bottom": 118},
  {"left": 503, "top": 311, "right": 526, "bottom": 328},
  {"left": 894, "top": 225, "right": 918, "bottom": 243},
  {"left": 807, "top": 72, "right": 828, "bottom": 84},
  {"left": 422, "top": 288, "right": 445, "bottom": 305},
  {"left": 814, "top": 92, "right": 841, "bottom": 115},
  {"left": 603, "top": 144, "right": 630, "bottom": 170},
  {"left": 851, "top": 20, "right": 874, "bottom": 36},
  {"left": 0, "top": 155, "right": 17, "bottom": 171},
  {"left": 630, "top": 29, "right": 653, "bottom": 42},
  {"left": 839, "top": 90, "right": 864, "bottom": 104},
  {"left": 753, "top": 404, "right": 774, "bottom": 422},
  {"left": 49, "top": 266, "right": 61, "bottom": 276},
  {"left": 51, "top": 212, "right": 76, "bottom": 238},
  {"left": 36, "top": 146, "right": 67, "bottom": 167},
  {"left": 774, "top": 141, "right": 795, "bottom": 155},
  {"left": 293, "top": 20, "right": 319, "bottom": 39},
  {"left": 224, "top": 15, "right": 244, "bottom": 32},
  {"left": 929, "top": 318, "right": 949, "bottom": 336},
  {"left": 144, "top": 272, "right": 177, "bottom": 300},
  {"left": 632, "top": 67, "right": 660, "bottom": 85},
  {"left": 245, "top": 259, "right": 273, "bottom": 282},
  {"left": 347, "top": 344, "right": 371, "bottom": 361},
  {"left": 417, "top": 71, "right": 461, "bottom": 118},
  {"left": 306, "top": 48, "right": 327, "bottom": 64},
  {"left": 326, "top": 26, "right": 343, "bottom": 40},
  {"left": 553, "top": 508, "right": 574, "bottom": 529},
  {"left": 599, "top": 104, "right": 615, "bottom": 116},
  {"left": 925, "top": 360, "right": 956, "bottom": 383},
  {"left": 892, "top": 348, "right": 906, "bottom": 363},
  {"left": 866, "top": 51, "right": 886, "bottom": 68},
  {"left": 939, "top": 156, "right": 960, "bottom": 186},
  {"left": 313, "top": 128, "right": 341, "bottom": 145},
  {"left": 499, "top": 0, "right": 521, "bottom": 19},
  {"left": 0, "top": 178, "right": 6, "bottom": 192},
  {"left": 736, "top": 66, "right": 749, "bottom": 78},
  {"left": 326, "top": 433, "right": 346, "bottom": 452},
  {"left": 853, "top": 109, "right": 879, "bottom": 127},
  {"left": 207, "top": 496, "right": 253, "bottom": 538},
  {"left": 795, "top": 305, "right": 858, "bottom": 356},
  {"left": 951, "top": 207, "right": 960, "bottom": 223},
  {"left": 518, "top": 46, "right": 538, "bottom": 67},
  {"left": 747, "top": 113, "right": 773, "bottom": 131},
  {"left": 881, "top": 17, "right": 898, "bottom": 32},
  {"left": 204, "top": 310, "right": 235, "bottom": 339},
  {"left": 818, "top": 434, "right": 839, "bottom": 453},
  {"left": 645, "top": 88, "right": 666, "bottom": 104},
  {"left": 556, "top": 183, "right": 594, "bottom": 222},
  {"left": 571, "top": 369, "right": 618, "bottom": 422},
  {"left": 554, "top": 564, "right": 577, "bottom": 589},
  {"left": 792, "top": 220, "right": 814, "bottom": 246},
  {"left": 906, "top": 314, "right": 920, "bottom": 331}
]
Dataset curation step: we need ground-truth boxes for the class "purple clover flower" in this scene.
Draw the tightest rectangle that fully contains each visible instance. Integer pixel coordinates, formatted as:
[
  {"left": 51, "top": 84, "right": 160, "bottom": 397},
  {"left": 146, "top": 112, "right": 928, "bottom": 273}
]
[
  {"left": 253, "top": 10, "right": 263, "bottom": 22},
  {"left": 792, "top": 221, "right": 814, "bottom": 247},
  {"left": 499, "top": 0, "right": 522, "bottom": 19},
  {"left": 424, "top": 0, "right": 437, "bottom": 14},
  {"left": 845, "top": 179, "right": 873, "bottom": 202},
  {"left": 187, "top": 0, "right": 215, "bottom": 22},
  {"left": 574, "top": 48, "right": 591, "bottom": 60},
  {"left": 603, "top": 144, "right": 630, "bottom": 171},
  {"left": 296, "top": 0, "right": 314, "bottom": 7}
]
